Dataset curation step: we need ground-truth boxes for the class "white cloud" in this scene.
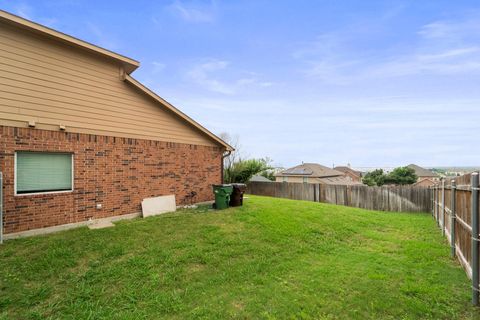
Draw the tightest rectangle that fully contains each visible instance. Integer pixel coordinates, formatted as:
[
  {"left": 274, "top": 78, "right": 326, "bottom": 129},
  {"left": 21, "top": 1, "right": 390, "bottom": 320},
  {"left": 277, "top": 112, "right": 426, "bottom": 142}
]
[
  {"left": 418, "top": 18, "right": 480, "bottom": 41},
  {"left": 418, "top": 47, "right": 480, "bottom": 60},
  {"left": 368, "top": 47, "right": 480, "bottom": 77},
  {"left": 168, "top": 0, "right": 216, "bottom": 23},
  {"left": 13, "top": 3, "right": 58, "bottom": 28},
  {"left": 379, "top": 19, "right": 480, "bottom": 77},
  {"left": 418, "top": 21, "right": 453, "bottom": 39},
  {"left": 293, "top": 32, "right": 364, "bottom": 84},
  {"left": 85, "top": 22, "right": 118, "bottom": 50},
  {"left": 186, "top": 59, "right": 235, "bottom": 94},
  {"left": 185, "top": 59, "right": 274, "bottom": 94},
  {"left": 236, "top": 78, "right": 274, "bottom": 88},
  {"left": 295, "top": 15, "right": 480, "bottom": 84},
  {"left": 14, "top": 3, "right": 33, "bottom": 19},
  {"left": 152, "top": 62, "right": 166, "bottom": 73},
  {"left": 305, "top": 59, "right": 361, "bottom": 85}
]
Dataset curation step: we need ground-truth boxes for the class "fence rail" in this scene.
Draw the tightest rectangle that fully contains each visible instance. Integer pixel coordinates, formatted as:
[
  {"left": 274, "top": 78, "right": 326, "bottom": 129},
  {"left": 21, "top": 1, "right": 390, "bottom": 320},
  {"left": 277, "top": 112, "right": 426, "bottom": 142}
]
[
  {"left": 247, "top": 181, "right": 432, "bottom": 213},
  {"left": 432, "top": 172, "right": 480, "bottom": 305}
]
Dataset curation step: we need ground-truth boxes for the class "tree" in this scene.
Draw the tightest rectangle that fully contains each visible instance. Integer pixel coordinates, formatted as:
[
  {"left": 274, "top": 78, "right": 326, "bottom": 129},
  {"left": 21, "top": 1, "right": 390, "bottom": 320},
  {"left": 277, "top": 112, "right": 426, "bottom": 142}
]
[
  {"left": 260, "top": 170, "right": 276, "bottom": 181},
  {"left": 362, "top": 169, "right": 386, "bottom": 186},
  {"left": 218, "top": 132, "right": 241, "bottom": 184},
  {"left": 385, "top": 167, "right": 418, "bottom": 185},
  {"left": 227, "top": 158, "right": 273, "bottom": 183},
  {"left": 258, "top": 157, "right": 277, "bottom": 181},
  {"left": 218, "top": 132, "right": 275, "bottom": 183},
  {"left": 362, "top": 167, "right": 418, "bottom": 186}
]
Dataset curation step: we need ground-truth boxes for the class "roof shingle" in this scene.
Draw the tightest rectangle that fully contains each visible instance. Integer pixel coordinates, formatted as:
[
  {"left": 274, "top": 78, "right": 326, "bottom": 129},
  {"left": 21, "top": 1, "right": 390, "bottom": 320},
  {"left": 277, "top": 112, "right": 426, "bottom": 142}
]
[
  {"left": 407, "top": 164, "right": 438, "bottom": 178},
  {"left": 276, "top": 163, "right": 344, "bottom": 178}
]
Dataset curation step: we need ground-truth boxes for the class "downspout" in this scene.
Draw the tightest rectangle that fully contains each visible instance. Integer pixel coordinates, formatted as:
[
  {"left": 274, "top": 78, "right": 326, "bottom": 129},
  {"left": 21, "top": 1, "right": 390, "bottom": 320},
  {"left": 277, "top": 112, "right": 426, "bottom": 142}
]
[{"left": 221, "top": 150, "right": 231, "bottom": 184}]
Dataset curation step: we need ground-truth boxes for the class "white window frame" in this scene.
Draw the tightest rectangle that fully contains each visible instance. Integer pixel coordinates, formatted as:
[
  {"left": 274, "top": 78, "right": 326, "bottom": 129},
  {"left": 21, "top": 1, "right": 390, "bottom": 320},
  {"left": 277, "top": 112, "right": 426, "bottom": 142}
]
[{"left": 14, "top": 152, "right": 74, "bottom": 196}]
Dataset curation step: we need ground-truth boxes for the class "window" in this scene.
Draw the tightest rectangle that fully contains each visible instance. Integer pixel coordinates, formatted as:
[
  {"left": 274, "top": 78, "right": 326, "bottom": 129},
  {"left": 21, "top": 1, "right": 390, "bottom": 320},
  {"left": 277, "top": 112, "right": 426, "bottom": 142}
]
[
  {"left": 16, "top": 152, "right": 73, "bottom": 195},
  {"left": 303, "top": 177, "right": 308, "bottom": 183},
  {"left": 283, "top": 176, "right": 288, "bottom": 182}
]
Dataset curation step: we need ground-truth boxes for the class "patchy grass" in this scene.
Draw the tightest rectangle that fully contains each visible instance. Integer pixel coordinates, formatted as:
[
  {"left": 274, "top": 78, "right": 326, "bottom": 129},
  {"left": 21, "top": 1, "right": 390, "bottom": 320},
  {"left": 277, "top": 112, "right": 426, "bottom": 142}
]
[{"left": 0, "top": 195, "right": 478, "bottom": 319}]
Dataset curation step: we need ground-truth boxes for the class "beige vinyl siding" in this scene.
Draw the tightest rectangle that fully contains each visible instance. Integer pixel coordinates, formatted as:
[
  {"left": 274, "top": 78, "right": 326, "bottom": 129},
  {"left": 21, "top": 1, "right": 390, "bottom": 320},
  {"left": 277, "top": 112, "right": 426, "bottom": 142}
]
[{"left": 0, "top": 22, "right": 217, "bottom": 147}]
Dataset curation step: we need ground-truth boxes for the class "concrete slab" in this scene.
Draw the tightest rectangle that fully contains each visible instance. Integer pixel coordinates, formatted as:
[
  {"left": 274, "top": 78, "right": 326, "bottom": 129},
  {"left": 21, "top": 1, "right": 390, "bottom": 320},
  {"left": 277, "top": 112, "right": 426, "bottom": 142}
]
[
  {"left": 142, "top": 194, "right": 176, "bottom": 217},
  {"left": 88, "top": 220, "right": 115, "bottom": 229},
  {"left": 3, "top": 212, "right": 141, "bottom": 240}
]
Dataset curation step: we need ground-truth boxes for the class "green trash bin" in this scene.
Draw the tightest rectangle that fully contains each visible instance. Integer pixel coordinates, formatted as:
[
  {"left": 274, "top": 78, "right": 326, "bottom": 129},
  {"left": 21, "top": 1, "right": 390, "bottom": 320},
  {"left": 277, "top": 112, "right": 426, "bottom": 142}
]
[{"left": 213, "top": 184, "right": 233, "bottom": 209}]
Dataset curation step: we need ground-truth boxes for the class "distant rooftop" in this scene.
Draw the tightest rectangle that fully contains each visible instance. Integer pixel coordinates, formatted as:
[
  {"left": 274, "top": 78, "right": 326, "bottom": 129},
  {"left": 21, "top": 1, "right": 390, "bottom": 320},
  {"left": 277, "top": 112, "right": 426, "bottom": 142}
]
[
  {"left": 317, "top": 176, "right": 363, "bottom": 186},
  {"left": 334, "top": 166, "right": 362, "bottom": 177},
  {"left": 276, "top": 163, "right": 344, "bottom": 178},
  {"left": 249, "top": 175, "right": 272, "bottom": 182},
  {"left": 407, "top": 164, "right": 439, "bottom": 177}
]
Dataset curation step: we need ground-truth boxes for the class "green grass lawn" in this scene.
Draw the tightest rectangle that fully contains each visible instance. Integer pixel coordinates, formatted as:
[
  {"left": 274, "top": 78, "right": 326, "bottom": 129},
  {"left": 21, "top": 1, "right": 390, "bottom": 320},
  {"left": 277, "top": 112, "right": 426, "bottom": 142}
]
[{"left": 0, "top": 195, "right": 478, "bottom": 319}]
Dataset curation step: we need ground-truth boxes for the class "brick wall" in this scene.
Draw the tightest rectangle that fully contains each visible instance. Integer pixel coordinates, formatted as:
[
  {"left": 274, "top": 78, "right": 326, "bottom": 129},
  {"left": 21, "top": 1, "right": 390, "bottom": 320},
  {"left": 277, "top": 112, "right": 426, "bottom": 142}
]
[{"left": 0, "top": 126, "right": 223, "bottom": 234}]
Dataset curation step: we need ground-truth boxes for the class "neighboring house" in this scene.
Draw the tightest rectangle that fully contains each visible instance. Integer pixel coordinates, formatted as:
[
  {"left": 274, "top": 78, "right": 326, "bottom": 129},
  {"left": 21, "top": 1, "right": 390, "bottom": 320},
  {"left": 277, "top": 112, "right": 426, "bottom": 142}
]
[
  {"left": 0, "top": 11, "right": 232, "bottom": 236},
  {"left": 275, "top": 163, "right": 362, "bottom": 185},
  {"left": 408, "top": 164, "right": 439, "bottom": 187},
  {"left": 334, "top": 166, "right": 363, "bottom": 183},
  {"left": 249, "top": 175, "right": 272, "bottom": 182},
  {"left": 413, "top": 178, "right": 437, "bottom": 187}
]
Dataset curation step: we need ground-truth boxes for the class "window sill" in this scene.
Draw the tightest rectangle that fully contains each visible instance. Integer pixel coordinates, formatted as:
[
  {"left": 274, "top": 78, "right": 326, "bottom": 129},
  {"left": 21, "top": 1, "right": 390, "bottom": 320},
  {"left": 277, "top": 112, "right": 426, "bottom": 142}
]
[{"left": 14, "top": 190, "right": 74, "bottom": 197}]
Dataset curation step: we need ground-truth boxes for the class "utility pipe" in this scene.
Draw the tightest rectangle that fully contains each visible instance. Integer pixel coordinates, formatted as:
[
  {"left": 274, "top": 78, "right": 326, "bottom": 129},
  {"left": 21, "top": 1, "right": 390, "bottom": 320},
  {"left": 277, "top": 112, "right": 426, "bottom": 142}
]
[{"left": 221, "top": 150, "right": 232, "bottom": 184}]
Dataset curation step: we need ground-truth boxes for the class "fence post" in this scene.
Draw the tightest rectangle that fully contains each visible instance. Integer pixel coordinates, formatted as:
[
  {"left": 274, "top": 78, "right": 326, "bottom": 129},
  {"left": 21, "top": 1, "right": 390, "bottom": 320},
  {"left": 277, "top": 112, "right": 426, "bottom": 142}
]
[
  {"left": 334, "top": 185, "right": 338, "bottom": 205},
  {"left": 346, "top": 186, "right": 350, "bottom": 207},
  {"left": 435, "top": 184, "right": 438, "bottom": 224},
  {"left": 437, "top": 183, "right": 440, "bottom": 226},
  {"left": 317, "top": 183, "right": 322, "bottom": 202},
  {"left": 442, "top": 179, "right": 446, "bottom": 235},
  {"left": 387, "top": 187, "right": 390, "bottom": 212},
  {"left": 429, "top": 186, "right": 435, "bottom": 219},
  {"left": 471, "top": 172, "right": 479, "bottom": 306},
  {"left": 451, "top": 180, "right": 456, "bottom": 258}
]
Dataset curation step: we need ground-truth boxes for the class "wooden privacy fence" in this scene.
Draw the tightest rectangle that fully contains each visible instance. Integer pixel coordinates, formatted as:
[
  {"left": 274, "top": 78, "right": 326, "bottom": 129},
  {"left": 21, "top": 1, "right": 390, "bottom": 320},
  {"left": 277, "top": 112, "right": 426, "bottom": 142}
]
[
  {"left": 432, "top": 172, "right": 480, "bottom": 305},
  {"left": 247, "top": 181, "right": 432, "bottom": 213}
]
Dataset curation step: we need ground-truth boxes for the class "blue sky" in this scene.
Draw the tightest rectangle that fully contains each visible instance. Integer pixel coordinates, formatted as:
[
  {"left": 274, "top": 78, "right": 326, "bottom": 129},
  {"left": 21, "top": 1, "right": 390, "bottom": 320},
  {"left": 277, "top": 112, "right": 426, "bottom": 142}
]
[{"left": 2, "top": 1, "right": 480, "bottom": 168}]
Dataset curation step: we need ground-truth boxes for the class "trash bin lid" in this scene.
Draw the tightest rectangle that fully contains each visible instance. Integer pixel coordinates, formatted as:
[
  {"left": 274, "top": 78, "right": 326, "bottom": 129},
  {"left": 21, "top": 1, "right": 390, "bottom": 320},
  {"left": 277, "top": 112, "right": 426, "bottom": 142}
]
[
  {"left": 212, "top": 184, "right": 233, "bottom": 193},
  {"left": 231, "top": 183, "right": 247, "bottom": 191}
]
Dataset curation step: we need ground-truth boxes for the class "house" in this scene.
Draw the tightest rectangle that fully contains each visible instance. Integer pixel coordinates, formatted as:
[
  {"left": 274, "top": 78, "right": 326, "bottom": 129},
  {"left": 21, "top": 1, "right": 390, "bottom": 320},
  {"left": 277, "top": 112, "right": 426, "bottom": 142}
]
[
  {"left": 413, "top": 178, "right": 437, "bottom": 187},
  {"left": 0, "top": 10, "right": 232, "bottom": 236},
  {"left": 249, "top": 175, "right": 272, "bottom": 182},
  {"left": 407, "top": 164, "right": 439, "bottom": 187},
  {"left": 275, "top": 163, "right": 362, "bottom": 185},
  {"left": 334, "top": 166, "right": 363, "bottom": 183}
]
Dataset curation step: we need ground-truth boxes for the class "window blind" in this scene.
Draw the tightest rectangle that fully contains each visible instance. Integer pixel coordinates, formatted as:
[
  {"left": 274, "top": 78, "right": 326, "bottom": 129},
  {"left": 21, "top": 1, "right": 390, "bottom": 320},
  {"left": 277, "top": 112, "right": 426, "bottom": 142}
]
[{"left": 16, "top": 152, "right": 73, "bottom": 194}]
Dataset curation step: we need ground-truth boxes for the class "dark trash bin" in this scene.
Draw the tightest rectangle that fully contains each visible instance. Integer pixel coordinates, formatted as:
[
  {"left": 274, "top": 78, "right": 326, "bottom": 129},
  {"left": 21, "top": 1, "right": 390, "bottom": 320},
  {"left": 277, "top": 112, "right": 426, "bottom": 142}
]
[
  {"left": 230, "top": 183, "right": 247, "bottom": 207},
  {"left": 212, "top": 184, "right": 233, "bottom": 210}
]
